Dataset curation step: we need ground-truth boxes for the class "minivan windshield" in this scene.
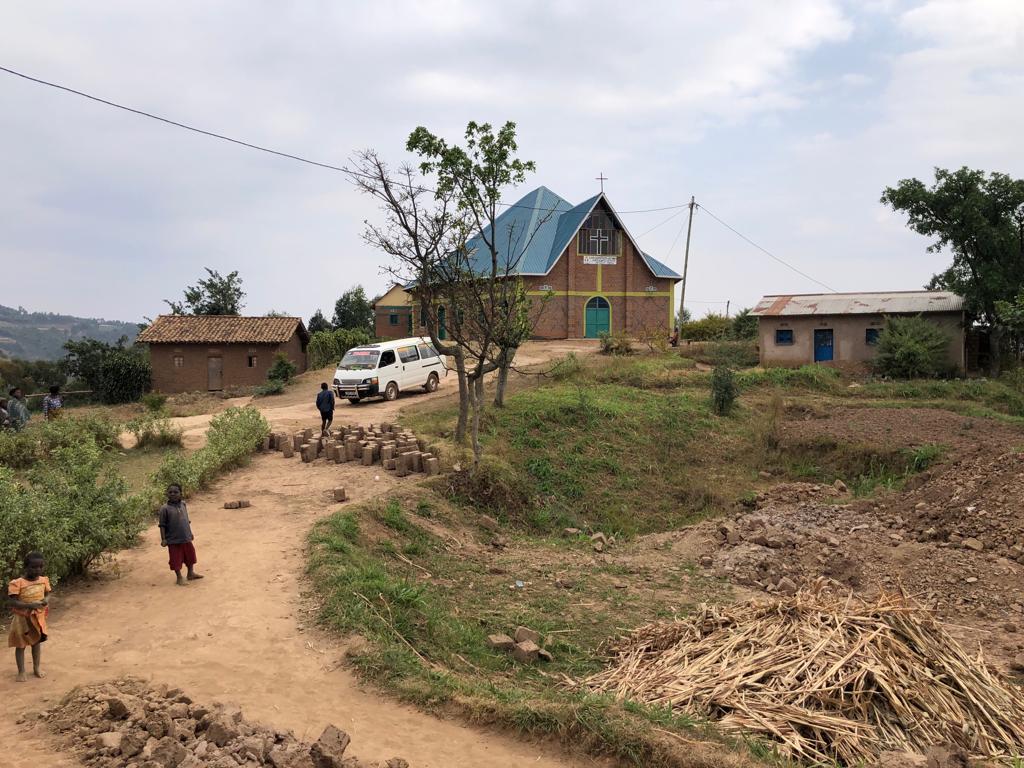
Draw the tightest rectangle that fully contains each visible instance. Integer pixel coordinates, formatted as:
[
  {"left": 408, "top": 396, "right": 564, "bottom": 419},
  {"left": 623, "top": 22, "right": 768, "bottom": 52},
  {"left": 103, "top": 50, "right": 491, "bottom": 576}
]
[{"left": 339, "top": 349, "right": 380, "bottom": 370}]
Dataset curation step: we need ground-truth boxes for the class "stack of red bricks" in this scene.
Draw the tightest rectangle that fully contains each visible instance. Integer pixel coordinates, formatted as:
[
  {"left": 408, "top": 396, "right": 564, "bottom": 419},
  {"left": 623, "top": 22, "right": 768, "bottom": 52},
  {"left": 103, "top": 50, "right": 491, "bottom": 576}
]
[{"left": 265, "top": 423, "right": 441, "bottom": 476}]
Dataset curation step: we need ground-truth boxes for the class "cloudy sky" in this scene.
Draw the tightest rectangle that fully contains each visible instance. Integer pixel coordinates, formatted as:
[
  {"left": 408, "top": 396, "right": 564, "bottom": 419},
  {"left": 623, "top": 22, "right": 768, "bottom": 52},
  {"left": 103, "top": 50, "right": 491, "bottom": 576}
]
[{"left": 3, "top": 0, "right": 1023, "bottom": 323}]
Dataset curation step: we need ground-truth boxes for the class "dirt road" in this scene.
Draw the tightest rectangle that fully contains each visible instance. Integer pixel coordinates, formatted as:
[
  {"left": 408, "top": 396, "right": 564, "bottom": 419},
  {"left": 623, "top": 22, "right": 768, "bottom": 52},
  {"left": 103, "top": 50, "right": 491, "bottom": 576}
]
[{"left": 3, "top": 340, "right": 601, "bottom": 768}]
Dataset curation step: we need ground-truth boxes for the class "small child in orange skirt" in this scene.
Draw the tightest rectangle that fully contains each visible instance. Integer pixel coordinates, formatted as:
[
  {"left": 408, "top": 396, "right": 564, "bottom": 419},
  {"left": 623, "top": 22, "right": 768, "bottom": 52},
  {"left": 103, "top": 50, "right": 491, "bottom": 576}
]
[{"left": 7, "top": 551, "right": 51, "bottom": 682}]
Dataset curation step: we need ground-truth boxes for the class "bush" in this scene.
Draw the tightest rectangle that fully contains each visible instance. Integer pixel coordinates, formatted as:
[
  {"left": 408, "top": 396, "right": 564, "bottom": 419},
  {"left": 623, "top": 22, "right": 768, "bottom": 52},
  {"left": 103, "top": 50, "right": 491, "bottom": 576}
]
[
  {"left": 98, "top": 348, "right": 152, "bottom": 403},
  {"left": 151, "top": 406, "right": 269, "bottom": 496},
  {"left": 730, "top": 309, "right": 758, "bottom": 340},
  {"left": 254, "top": 379, "right": 286, "bottom": 397},
  {"left": 0, "top": 436, "right": 146, "bottom": 585},
  {"left": 738, "top": 365, "right": 841, "bottom": 390},
  {"left": 0, "top": 415, "right": 120, "bottom": 469},
  {"left": 598, "top": 331, "right": 634, "bottom": 355},
  {"left": 267, "top": 352, "right": 298, "bottom": 383},
  {"left": 679, "top": 314, "right": 731, "bottom": 341},
  {"left": 125, "top": 413, "right": 183, "bottom": 449},
  {"left": 141, "top": 392, "right": 168, "bottom": 412},
  {"left": 710, "top": 365, "right": 738, "bottom": 415},
  {"left": 679, "top": 340, "right": 759, "bottom": 368},
  {"left": 307, "top": 328, "right": 373, "bottom": 370},
  {"left": 873, "top": 316, "right": 952, "bottom": 379},
  {"left": 549, "top": 352, "right": 582, "bottom": 381}
]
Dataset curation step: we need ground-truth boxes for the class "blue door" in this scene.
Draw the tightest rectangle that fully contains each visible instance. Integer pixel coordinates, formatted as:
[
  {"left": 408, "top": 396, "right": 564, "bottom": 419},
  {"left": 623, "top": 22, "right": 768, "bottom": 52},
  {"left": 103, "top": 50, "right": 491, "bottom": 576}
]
[
  {"left": 813, "top": 329, "right": 834, "bottom": 362},
  {"left": 585, "top": 296, "right": 610, "bottom": 338}
]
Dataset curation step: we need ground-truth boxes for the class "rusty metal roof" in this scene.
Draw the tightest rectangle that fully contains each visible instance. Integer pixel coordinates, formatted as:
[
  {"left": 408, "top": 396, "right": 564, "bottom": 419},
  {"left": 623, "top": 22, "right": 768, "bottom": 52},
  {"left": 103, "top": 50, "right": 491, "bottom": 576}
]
[
  {"left": 750, "top": 291, "right": 964, "bottom": 317},
  {"left": 136, "top": 315, "right": 308, "bottom": 344}
]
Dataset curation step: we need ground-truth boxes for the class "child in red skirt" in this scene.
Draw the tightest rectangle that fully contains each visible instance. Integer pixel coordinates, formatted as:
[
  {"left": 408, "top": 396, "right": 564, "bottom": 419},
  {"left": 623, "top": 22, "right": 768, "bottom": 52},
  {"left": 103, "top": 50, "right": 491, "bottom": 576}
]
[
  {"left": 158, "top": 484, "right": 204, "bottom": 586},
  {"left": 7, "top": 551, "right": 51, "bottom": 681}
]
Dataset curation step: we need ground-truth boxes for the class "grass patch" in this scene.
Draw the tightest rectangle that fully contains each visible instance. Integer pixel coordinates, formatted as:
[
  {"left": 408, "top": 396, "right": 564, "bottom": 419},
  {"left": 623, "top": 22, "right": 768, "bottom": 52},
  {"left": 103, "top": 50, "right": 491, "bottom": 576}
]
[{"left": 309, "top": 494, "right": 750, "bottom": 768}]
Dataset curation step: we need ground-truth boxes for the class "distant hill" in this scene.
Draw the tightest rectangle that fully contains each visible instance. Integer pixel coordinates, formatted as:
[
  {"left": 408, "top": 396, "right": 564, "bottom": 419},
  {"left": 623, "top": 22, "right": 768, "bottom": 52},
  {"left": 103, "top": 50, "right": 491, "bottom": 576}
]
[{"left": 0, "top": 304, "right": 139, "bottom": 361}]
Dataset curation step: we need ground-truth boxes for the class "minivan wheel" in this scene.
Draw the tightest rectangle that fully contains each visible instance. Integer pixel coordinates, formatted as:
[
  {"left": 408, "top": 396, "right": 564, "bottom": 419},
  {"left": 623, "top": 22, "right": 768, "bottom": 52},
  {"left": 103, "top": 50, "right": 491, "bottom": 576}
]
[
  {"left": 347, "top": 398, "right": 360, "bottom": 405},
  {"left": 424, "top": 372, "right": 439, "bottom": 392},
  {"left": 384, "top": 381, "right": 399, "bottom": 401}
]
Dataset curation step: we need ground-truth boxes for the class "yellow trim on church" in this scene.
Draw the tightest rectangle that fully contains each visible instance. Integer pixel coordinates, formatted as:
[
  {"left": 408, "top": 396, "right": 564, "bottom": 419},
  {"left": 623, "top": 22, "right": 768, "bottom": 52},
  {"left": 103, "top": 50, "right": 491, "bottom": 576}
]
[{"left": 527, "top": 290, "right": 671, "bottom": 298}]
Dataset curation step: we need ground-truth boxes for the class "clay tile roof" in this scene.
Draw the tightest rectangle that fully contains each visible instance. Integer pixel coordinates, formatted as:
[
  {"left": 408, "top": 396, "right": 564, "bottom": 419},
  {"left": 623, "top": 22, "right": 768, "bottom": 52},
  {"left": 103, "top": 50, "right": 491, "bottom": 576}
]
[{"left": 136, "top": 315, "right": 308, "bottom": 345}]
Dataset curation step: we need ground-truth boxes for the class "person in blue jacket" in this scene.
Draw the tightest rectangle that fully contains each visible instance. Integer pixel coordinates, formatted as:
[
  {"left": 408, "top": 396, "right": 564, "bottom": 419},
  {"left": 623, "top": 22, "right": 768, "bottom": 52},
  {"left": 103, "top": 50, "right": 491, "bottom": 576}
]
[{"left": 316, "top": 382, "right": 335, "bottom": 436}]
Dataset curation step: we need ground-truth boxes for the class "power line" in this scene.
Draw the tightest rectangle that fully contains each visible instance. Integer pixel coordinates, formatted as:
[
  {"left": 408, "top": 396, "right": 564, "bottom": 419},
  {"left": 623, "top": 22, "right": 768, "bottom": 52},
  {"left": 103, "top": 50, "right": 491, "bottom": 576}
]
[
  {"left": 0, "top": 64, "right": 691, "bottom": 215},
  {"left": 697, "top": 203, "right": 837, "bottom": 293},
  {"left": 635, "top": 207, "right": 687, "bottom": 238}
]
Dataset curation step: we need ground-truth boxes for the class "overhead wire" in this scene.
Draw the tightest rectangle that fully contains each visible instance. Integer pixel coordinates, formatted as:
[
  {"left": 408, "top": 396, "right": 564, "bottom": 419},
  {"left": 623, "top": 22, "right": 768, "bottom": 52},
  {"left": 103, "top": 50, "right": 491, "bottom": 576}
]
[
  {"left": 1, "top": 64, "right": 835, "bottom": 291},
  {"left": 697, "top": 203, "right": 837, "bottom": 293},
  {"left": 0, "top": 64, "right": 690, "bottom": 215}
]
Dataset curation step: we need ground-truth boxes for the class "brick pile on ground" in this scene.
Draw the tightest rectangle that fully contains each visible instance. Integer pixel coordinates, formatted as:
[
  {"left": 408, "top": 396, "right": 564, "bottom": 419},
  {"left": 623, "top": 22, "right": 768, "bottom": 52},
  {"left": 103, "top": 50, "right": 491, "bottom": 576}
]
[
  {"left": 587, "top": 588, "right": 1024, "bottom": 766},
  {"left": 487, "top": 625, "right": 554, "bottom": 663},
  {"left": 40, "top": 678, "right": 409, "bottom": 768},
  {"left": 266, "top": 424, "right": 440, "bottom": 476}
]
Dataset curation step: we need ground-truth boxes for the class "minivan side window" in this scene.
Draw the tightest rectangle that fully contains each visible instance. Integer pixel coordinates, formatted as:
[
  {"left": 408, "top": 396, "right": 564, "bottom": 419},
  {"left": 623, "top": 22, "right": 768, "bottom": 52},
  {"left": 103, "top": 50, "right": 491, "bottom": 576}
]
[
  {"left": 398, "top": 345, "right": 420, "bottom": 363},
  {"left": 379, "top": 350, "right": 396, "bottom": 366},
  {"left": 417, "top": 344, "right": 438, "bottom": 359}
]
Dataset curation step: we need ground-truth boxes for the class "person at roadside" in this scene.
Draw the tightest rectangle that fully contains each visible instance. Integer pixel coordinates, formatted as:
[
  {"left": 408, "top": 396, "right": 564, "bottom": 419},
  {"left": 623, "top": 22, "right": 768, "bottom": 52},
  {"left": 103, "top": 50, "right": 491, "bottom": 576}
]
[
  {"left": 7, "top": 388, "right": 30, "bottom": 431},
  {"left": 7, "top": 551, "right": 52, "bottom": 682},
  {"left": 41, "top": 385, "right": 64, "bottom": 420},
  {"left": 158, "top": 484, "right": 203, "bottom": 587},
  {"left": 316, "top": 382, "right": 335, "bottom": 436}
]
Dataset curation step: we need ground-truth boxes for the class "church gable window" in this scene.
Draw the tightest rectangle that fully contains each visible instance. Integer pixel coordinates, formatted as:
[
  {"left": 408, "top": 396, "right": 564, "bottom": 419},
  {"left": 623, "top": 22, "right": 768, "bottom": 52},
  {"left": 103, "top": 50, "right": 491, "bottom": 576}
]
[{"left": 578, "top": 211, "right": 621, "bottom": 256}]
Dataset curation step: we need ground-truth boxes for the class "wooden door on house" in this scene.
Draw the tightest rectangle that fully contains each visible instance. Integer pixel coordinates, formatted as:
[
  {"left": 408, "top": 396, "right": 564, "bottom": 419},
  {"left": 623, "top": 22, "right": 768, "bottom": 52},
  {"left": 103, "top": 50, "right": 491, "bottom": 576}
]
[{"left": 207, "top": 356, "right": 223, "bottom": 391}]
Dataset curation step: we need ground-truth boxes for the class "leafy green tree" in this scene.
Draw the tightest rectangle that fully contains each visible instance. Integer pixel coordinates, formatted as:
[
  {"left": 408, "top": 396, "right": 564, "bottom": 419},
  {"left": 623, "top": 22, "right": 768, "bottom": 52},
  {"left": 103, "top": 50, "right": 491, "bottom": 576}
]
[
  {"left": 730, "top": 308, "right": 758, "bottom": 340},
  {"left": 266, "top": 352, "right": 297, "bottom": 383},
  {"left": 331, "top": 286, "right": 374, "bottom": 332},
  {"left": 164, "top": 268, "right": 245, "bottom": 315},
  {"left": 873, "top": 316, "right": 952, "bottom": 379},
  {"left": 62, "top": 338, "right": 150, "bottom": 403},
  {"left": 307, "top": 328, "right": 372, "bottom": 370},
  {"left": 679, "top": 313, "right": 731, "bottom": 340},
  {"left": 307, "top": 309, "right": 332, "bottom": 334},
  {"left": 881, "top": 168, "right": 1024, "bottom": 374}
]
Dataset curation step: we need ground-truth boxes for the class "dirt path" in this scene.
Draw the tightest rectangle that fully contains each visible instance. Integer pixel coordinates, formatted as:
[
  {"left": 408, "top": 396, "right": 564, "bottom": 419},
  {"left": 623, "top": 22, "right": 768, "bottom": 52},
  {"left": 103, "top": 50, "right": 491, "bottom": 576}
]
[
  {"left": 3, "top": 340, "right": 601, "bottom": 768},
  {"left": 173, "top": 340, "right": 597, "bottom": 449}
]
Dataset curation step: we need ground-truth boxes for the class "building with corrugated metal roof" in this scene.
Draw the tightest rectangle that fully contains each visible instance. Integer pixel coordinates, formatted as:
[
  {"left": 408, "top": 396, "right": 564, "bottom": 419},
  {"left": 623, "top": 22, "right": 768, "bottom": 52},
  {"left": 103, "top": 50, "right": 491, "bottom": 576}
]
[
  {"left": 408, "top": 186, "right": 682, "bottom": 340},
  {"left": 749, "top": 291, "right": 966, "bottom": 371}
]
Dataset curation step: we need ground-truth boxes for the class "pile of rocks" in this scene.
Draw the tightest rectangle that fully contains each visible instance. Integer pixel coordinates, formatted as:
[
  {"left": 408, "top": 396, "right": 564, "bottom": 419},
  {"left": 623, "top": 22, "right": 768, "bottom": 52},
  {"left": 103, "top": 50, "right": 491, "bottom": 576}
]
[
  {"left": 267, "top": 424, "right": 440, "bottom": 477},
  {"left": 39, "top": 678, "right": 409, "bottom": 768},
  {"left": 487, "top": 626, "right": 554, "bottom": 663}
]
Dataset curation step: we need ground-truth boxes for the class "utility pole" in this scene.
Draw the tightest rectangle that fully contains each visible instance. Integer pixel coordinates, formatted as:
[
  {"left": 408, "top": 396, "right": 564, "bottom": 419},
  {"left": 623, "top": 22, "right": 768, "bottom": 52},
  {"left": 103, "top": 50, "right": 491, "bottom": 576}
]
[
  {"left": 726, "top": 300, "right": 730, "bottom": 318},
  {"left": 677, "top": 196, "right": 696, "bottom": 328}
]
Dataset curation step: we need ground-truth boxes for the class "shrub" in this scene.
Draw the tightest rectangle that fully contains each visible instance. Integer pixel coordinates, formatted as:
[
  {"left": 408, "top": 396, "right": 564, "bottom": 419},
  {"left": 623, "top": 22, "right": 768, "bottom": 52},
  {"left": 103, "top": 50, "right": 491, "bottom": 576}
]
[
  {"left": 549, "top": 352, "right": 582, "bottom": 381},
  {"left": 254, "top": 379, "right": 286, "bottom": 397},
  {"left": 738, "top": 365, "right": 841, "bottom": 390},
  {"left": 710, "top": 365, "right": 738, "bottom": 415},
  {"left": 307, "top": 328, "right": 373, "bottom": 370},
  {"left": 151, "top": 406, "right": 269, "bottom": 496},
  {"left": 125, "top": 413, "right": 183, "bottom": 449},
  {"left": 598, "top": 331, "right": 634, "bottom": 355},
  {"left": 679, "top": 314, "right": 731, "bottom": 341},
  {"left": 636, "top": 326, "right": 669, "bottom": 353},
  {"left": 267, "top": 352, "right": 298, "bottom": 383},
  {"left": 141, "top": 392, "right": 168, "bottom": 412},
  {"left": 730, "top": 309, "right": 758, "bottom": 340},
  {"left": 0, "top": 415, "right": 120, "bottom": 469},
  {"left": 97, "top": 348, "right": 152, "bottom": 403},
  {"left": 873, "top": 316, "right": 952, "bottom": 379},
  {"left": 680, "top": 340, "right": 759, "bottom": 368},
  {"left": 0, "top": 436, "right": 147, "bottom": 585}
]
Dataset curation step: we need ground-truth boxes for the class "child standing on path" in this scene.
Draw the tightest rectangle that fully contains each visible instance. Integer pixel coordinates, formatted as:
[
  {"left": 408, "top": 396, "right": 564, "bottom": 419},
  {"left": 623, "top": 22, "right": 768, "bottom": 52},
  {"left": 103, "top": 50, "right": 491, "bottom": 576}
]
[
  {"left": 158, "top": 484, "right": 204, "bottom": 587},
  {"left": 316, "top": 382, "right": 335, "bottom": 436},
  {"left": 7, "top": 551, "right": 51, "bottom": 682}
]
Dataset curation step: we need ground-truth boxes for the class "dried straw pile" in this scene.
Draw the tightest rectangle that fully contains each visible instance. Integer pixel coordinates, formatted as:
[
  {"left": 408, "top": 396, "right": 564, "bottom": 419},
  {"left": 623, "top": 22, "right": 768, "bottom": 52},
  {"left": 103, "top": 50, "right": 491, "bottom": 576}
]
[{"left": 586, "top": 589, "right": 1024, "bottom": 765}]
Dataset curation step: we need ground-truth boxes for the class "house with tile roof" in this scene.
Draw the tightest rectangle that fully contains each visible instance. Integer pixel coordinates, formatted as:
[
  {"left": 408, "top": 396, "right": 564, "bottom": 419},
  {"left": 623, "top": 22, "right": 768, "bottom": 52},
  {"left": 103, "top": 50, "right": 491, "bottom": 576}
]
[
  {"left": 409, "top": 186, "right": 682, "bottom": 340},
  {"left": 136, "top": 315, "right": 309, "bottom": 393}
]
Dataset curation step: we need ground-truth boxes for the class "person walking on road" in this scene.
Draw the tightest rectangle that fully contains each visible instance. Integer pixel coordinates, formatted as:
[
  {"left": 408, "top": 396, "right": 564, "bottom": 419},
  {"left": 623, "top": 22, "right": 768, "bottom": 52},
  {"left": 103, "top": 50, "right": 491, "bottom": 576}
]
[{"left": 316, "top": 382, "right": 335, "bottom": 436}]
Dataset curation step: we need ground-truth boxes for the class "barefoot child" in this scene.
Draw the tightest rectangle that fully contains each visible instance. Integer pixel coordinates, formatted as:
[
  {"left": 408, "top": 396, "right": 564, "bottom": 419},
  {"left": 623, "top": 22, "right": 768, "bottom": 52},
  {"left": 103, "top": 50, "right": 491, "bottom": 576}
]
[
  {"left": 158, "top": 484, "right": 204, "bottom": 586},
  {"left": 7, "top": 551, "right": 51, "bottom": 681}
]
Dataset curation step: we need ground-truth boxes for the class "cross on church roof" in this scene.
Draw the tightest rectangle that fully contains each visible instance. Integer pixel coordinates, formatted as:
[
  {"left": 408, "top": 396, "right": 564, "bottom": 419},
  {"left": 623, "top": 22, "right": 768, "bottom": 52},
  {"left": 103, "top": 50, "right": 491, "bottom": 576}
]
[{"left": 596, "top": 172, "right": 608, "bottom": 192}]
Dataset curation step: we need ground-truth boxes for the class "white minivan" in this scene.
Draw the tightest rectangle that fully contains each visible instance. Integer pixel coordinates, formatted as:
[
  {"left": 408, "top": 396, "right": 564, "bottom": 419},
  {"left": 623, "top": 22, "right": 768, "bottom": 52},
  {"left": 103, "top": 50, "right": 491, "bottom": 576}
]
[{"left": 333, "top": 337, "right": 446, "bottom": 404}]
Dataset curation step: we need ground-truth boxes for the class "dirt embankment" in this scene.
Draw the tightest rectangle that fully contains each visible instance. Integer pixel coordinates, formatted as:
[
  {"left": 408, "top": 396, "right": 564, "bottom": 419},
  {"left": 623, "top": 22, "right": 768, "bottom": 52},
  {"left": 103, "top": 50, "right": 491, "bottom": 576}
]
[{"left": 678, "top": 407, "right": 1024, "bottom": 672}]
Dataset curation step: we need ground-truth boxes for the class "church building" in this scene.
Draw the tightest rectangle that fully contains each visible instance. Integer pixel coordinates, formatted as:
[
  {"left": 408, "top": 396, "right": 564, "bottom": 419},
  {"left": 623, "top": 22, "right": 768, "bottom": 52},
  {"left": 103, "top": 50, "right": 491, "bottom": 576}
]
[{"left": 413, "top": 186, "right": 681, "bottom": 340}]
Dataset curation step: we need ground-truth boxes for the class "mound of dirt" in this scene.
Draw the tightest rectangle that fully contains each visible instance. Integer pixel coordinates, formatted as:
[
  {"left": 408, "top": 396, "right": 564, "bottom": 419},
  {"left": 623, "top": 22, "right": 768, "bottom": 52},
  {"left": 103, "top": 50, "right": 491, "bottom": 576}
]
[
  {"left": 892, "top": 450, "right": 1024, "bottom": 562},
  {"left": 39, "top": 678, "right": 408, "bottom": 768}
]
